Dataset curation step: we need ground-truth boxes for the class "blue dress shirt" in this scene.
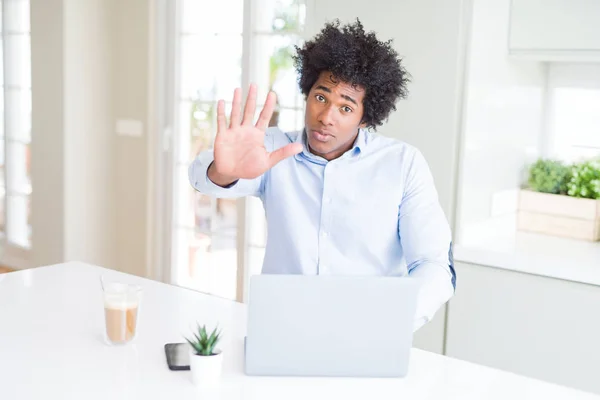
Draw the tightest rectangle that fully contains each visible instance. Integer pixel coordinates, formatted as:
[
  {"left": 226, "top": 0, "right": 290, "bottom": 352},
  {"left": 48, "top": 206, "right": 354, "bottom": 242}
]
[{"left": 189, "top": 127, "right": 456, "bottom": 330}]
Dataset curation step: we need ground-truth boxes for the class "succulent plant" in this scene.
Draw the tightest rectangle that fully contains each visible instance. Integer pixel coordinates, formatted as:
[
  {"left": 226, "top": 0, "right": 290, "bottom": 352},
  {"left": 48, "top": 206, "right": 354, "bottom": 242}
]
[
  {"left": 185, "top": 324, "right": 222, "bottom": 356},
  {"left": 567, "top": 159, "right": 600, "bottom": 199},
  {"left": 527, "top": 159, "right": 571, "bottom": 195}
]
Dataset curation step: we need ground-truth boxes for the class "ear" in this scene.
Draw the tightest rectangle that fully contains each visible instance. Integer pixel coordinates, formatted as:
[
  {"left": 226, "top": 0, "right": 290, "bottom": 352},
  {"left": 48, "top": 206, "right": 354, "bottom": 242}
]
[{"left": 359, "top": 121, "right": 368, "bottom": 129}]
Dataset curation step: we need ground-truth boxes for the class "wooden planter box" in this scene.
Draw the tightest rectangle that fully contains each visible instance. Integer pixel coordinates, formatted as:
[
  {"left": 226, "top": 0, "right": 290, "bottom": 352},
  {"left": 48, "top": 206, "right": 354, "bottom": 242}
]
[{"left": 517, "top": 190, "right": 600, "bottom": 241}]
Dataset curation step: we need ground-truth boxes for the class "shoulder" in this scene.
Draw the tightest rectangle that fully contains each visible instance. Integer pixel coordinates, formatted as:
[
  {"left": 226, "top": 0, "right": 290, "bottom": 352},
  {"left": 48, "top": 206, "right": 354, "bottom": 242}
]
[
  {"left": 365, "top": 130, "right": 424, "bottom": 168},
  {"left": 366, "top": 131, "right": 435, "bottom": 190}
]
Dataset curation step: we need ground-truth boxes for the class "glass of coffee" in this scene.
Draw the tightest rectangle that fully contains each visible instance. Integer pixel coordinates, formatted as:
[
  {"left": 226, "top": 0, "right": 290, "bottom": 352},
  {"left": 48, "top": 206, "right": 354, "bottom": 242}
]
[{"left": 101, "top": 277, "right": 142, "bottom": 345}]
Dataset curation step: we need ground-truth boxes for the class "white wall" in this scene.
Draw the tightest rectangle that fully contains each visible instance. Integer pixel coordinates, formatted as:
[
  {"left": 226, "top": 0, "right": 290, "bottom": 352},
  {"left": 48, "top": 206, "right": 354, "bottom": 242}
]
[
  {"left": 455, "top": 0, "right": 546, "bottom": 245},
  {"left": 31, "top": 0, "right": 116, "bottom": 268},
  {"left": 309, "top": 0, "right": 471, "bottom": 353},
  {"left": 111, "top": 0, "right": 151, "bottom": 278},
  {"left": 31, "top": 0, "right": 144, "bottom": 272},
  {"left": 30, "top": 0, "right": 66, "bottom": 266},
  {"left": 63, "top": 0, "right": 116, "bottom": 265}
]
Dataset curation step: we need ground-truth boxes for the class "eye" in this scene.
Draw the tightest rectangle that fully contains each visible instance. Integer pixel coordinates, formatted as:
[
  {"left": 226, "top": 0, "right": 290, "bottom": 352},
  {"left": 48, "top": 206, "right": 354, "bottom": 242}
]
[
  {"left": 341, "top": 106, "right": 353, "bottom": 113},
  {"left": 315, "top": 94, "right": 326, "bottom": 102}
]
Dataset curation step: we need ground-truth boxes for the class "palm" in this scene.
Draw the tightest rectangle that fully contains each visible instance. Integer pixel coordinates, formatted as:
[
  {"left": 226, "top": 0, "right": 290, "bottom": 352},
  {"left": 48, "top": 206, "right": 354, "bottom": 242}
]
[
  {"left": 211, "top": 85, "right": 302, "bottom": 181},
  {"left": 214, "top": 125, "right": 272, "bottom": 179}
]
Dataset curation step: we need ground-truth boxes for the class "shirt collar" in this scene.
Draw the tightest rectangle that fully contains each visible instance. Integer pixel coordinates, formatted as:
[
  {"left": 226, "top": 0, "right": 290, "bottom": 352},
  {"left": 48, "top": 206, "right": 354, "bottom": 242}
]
[
  {"left": 353, "top": 128, "right": 367, "bottom": 154},
  {"left": 294, "top": 128, "right": 367, "bottom": 162}
]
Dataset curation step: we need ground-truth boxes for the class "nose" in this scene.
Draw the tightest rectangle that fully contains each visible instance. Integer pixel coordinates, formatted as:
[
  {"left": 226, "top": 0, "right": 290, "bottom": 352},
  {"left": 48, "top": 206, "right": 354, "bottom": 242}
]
[{"left": 318, "top": 105, "right": 335, "bottom": 126}]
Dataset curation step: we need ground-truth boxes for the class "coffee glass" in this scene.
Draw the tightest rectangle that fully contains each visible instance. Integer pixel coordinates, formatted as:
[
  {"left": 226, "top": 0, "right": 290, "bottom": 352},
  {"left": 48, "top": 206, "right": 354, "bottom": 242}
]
[{"left": 101, "top": 278, "right": 142, "bottom": 345}]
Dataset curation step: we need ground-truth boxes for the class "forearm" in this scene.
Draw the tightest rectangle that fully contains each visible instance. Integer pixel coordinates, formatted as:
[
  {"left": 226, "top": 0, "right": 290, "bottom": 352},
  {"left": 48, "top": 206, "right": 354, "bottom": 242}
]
[{"left": 409, "top": 261, "right": 454, "bottom": 332}]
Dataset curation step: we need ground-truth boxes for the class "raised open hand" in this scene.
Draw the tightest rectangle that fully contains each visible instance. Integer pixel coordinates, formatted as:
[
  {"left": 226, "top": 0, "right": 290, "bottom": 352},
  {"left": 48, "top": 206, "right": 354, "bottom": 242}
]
[{"left": 211, "top": 84, "right": 303, "bottom": 182}]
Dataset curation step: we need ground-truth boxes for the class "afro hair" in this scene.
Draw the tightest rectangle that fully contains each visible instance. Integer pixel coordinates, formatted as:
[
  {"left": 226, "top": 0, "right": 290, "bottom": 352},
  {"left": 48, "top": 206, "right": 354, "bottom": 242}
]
[{"left": 293, "top": 19, "right": 410, "bottom": 129}]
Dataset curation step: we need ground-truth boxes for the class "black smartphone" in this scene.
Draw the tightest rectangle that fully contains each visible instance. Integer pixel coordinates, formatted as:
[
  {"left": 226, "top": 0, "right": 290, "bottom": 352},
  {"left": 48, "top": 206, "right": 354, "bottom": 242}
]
[{"left": 164, "top": 343, "right": 190, "bottom": 371}]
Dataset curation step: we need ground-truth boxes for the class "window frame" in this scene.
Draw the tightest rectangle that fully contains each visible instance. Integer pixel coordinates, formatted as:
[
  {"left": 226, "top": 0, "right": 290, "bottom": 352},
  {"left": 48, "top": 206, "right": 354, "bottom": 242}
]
[{"left": 0, "top": 0, "right": 33, "bottom": 269}]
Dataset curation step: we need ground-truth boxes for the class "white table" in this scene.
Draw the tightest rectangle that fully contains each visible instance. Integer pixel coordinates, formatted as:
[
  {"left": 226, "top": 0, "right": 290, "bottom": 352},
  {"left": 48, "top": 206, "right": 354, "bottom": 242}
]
[{"left": 1, "top": 262, "right": 598, "bottom": 400}]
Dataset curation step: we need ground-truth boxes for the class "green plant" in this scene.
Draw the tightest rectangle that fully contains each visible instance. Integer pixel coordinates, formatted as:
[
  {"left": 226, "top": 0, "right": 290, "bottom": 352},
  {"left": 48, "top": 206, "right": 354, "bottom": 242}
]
[
  {"left": 185, "top": 324, "right": 222, "bottom": 356},
  {"left": 567, "top": 159, "right": 600, "bottom": 199},
  {"left": 269, "top": 46, "right": 295, "bottom": 88},
  {"left": 527, "top": 159, "right": 571, "bottom": 195}
]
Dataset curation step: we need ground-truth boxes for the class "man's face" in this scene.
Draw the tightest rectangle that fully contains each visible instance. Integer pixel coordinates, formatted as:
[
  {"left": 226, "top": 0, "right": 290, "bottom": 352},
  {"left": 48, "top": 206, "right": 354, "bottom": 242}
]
[{"left": 304, "top": 71, "right": 366, "bottom": 161}]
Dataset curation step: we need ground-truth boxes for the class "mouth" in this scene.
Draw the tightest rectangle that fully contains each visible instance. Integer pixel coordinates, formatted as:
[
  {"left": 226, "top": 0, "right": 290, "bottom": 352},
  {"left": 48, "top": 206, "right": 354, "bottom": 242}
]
[{"left": 310, "top": 130, "right": 333, "bottom": 143}]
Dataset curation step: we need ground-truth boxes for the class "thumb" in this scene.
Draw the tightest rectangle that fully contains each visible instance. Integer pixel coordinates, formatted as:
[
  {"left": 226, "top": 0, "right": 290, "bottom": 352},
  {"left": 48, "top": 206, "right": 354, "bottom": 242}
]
[{"left": 268, "top": 143, "right": 303, "bottom": 167}]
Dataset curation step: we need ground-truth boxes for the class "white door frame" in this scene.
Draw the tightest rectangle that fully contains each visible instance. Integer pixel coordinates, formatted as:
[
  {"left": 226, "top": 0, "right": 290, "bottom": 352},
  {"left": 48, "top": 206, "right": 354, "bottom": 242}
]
[{"left": 147, "top": 0, "right": 176, "bottom": 283}]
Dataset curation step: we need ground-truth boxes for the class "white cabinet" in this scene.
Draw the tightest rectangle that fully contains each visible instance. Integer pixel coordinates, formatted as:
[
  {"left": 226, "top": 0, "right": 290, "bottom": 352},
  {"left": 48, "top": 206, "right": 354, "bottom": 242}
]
[
  {"left": 446, "top": 261, "right": 600, "bottom": 395},
  {"left": 509, "top": 0, "right": 600, "bottom": 61}
]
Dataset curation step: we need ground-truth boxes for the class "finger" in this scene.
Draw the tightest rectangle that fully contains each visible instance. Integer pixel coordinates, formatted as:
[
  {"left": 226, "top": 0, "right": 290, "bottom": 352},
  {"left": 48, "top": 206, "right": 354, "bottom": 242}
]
[
  {"left": 242, "top": 83, "right": 257, "bottom": 126},
  {"left": 230, "top": 88, "right": 242, "bottom": 128},
  {"left": 216, "top": 100, "right": 226, "bottom": 134},
  {"left": 268, "top": 143, "right": 303, "bottom": 167},
  {"left": 255, "top": 91, "right": 277, "bottom": 131}
]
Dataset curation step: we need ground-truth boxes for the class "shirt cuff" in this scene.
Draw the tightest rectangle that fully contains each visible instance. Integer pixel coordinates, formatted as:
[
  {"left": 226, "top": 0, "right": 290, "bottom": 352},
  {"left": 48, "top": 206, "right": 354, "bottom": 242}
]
[
  {"left": 189, "top": 151, "right": 238, "bottom": 195},
  {"left": 410, "top": 262, "right": 455, "bottom": 331},
  {"left": 189, "top": 150, "right": 263, "bottom": 198}
]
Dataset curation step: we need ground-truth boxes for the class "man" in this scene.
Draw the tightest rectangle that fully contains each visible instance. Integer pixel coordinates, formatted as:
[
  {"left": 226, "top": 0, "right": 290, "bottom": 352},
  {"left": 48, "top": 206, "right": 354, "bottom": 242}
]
[{"left": 189, "top": 19, "right": 456, "bottom": 331}]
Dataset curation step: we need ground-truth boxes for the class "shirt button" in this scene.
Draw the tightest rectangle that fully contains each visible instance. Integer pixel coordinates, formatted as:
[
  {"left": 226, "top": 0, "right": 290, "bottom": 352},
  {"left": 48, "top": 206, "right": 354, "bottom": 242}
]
[
  {"left": 322, "top": 231, "right": 329, "bottom": 237},
  {"left": 324, "top": 197, "right": 332, "bottom": 204}
]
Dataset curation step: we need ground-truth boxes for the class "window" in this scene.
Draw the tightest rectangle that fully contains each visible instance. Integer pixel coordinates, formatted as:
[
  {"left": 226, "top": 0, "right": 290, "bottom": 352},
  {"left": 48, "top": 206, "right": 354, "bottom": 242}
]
[
  {"left": 168, "top": 0, "right": 307, "bottom": 300},
  {"left": 546, "top": 64, "right": 600, "bottom": 163},
  {"left": 0, "top": 0, "right": 32, "bottom": 253},
  {"left": 454, "top": 62, "right": 600, "bottom": 251}
]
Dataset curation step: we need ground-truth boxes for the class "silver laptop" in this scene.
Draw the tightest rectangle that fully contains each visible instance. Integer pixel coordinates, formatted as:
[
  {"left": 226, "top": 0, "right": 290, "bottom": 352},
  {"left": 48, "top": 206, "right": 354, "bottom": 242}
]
[{"left": 244, "top": 274, "right": 419, "bottom": 377}]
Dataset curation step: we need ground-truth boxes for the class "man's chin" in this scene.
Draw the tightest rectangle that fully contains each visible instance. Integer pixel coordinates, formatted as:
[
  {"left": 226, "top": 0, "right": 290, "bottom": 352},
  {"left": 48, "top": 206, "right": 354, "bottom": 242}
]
[
  {"left": 308, "top": 140, "right": 327, "bottom": 157},
  {"left": 307, "top": 138, "right": 329, "bottom": 154}
]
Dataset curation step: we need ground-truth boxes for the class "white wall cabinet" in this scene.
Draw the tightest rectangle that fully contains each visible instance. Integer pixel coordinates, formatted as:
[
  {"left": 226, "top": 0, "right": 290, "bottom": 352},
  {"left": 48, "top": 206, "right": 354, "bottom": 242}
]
[
  {"left": 508, "top": 0, "right": 600, "bottom": 61},
  {"left": 446, "top": 261, "right": 600, "bottom": 395}
]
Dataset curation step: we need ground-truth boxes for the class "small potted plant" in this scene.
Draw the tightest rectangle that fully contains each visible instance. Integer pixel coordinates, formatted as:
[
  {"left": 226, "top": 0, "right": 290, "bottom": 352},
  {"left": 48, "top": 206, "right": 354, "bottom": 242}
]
[
  {"left": 185, "top": 324, "right": 223, "bottom": 386},
  {"left": 518, "top": 158, "right": 600, "bottom": 241}
]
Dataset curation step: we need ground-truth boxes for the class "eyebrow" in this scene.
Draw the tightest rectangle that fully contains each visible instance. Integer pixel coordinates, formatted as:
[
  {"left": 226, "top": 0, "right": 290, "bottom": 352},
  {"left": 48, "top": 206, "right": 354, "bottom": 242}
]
[{"left": 315, "top": 85, "right": 358, "bottom": 106}]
